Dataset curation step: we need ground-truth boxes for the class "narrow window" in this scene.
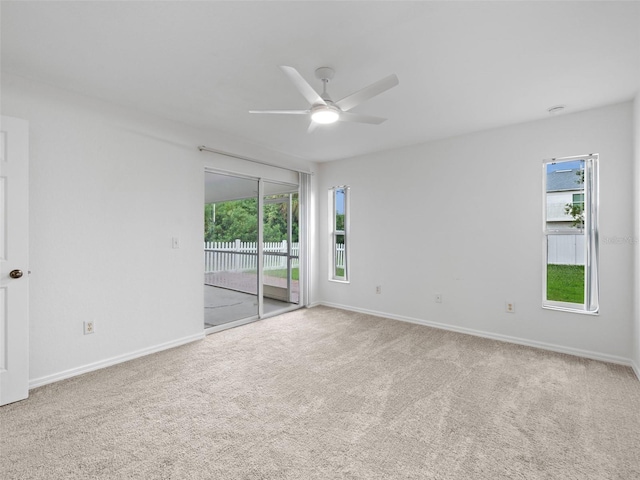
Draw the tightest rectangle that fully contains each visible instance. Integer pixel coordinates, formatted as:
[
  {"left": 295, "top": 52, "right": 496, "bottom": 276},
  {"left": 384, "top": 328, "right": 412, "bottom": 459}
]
[
  {"left": 329, "top": 186, "right": 349, "bottom": 282},
  {"left": 543, "top": 154, "right": 599, "bottom": 313}
]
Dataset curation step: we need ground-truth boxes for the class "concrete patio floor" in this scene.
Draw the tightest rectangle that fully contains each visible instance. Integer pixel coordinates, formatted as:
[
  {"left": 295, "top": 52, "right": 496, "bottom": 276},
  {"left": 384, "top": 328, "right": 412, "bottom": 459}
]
[
  {"left": 204, "top": 285, "right": 293, "bottom": 328},
  {"left": 205, "top": 271, "right": 299, "bottom": 303}
]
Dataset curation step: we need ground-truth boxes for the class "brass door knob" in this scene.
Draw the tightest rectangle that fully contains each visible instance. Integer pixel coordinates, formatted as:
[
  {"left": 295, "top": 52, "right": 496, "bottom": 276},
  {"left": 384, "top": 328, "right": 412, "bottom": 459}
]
[{"left": 9, "top": 270, "right": 23, "bottom": 279}]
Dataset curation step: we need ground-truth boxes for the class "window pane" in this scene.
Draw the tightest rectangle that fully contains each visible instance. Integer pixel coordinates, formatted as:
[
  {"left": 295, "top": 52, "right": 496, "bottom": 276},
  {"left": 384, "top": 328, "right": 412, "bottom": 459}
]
[
  {"left": 263, "top": 253, "right": 299, "bottom": 304},
  {"left": 546, "top": 236, "right": 585, "bottom": 304},
  {"left": 329, "top": 186, "right": 349, "bottom": 282},
  {"left": 262, "top": 189, "right": 299, "bottom": 306},
  {"left": 543, "top": 156, "right": 597, "bottom": 313},
  {"left": 546, "top": 160, "right": 585, "bottom": 231},
  {"left": 335, "top": 188, "right": 345, "bottom": 231},
  {"left": 334, "top": 234, "right": 345, "bottom": 278},
  {"left": 572, "top": 193, "right": 584, "bottom": 204}
]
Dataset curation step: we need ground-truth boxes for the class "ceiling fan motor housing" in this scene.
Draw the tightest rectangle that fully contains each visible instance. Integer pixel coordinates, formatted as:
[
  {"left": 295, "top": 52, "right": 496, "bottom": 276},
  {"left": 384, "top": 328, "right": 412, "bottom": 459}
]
[{"left": 315, "top": 67, "right": 335, "bottom": 82}]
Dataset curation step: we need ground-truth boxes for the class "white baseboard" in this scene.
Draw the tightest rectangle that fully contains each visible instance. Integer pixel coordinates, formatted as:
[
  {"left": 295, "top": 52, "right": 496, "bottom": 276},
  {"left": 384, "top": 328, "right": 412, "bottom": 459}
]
[
  {"left": 632, "top": 361, "right": 640, "bottom": 381},
  {"left": 319, "top": 301, "right": 636, "bottom": 370},
  {"left": 29, "top": 332, "right": 205, "bottom": 389}
]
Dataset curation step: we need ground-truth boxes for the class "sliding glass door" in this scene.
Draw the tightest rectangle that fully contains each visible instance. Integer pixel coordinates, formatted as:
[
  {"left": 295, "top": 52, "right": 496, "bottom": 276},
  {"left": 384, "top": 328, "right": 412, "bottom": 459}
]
[{"left": 203, "top": 172, "right": 302, "bottom": 332}]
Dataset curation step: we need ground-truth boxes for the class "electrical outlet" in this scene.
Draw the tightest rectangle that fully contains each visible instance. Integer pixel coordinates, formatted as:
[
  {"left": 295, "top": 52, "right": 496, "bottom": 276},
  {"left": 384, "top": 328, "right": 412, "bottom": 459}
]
[
  {"left": 505, "top": 302, "right": 515, "bottom": 313},
  {"left": 84, "top": 321, "right": 95, "bottom": 335},
  {"left": 376, "top": 285, "right": 382, "bottom": 294},
  {"left": 435, "top": 294, "right": 442, "bottom": 303}
]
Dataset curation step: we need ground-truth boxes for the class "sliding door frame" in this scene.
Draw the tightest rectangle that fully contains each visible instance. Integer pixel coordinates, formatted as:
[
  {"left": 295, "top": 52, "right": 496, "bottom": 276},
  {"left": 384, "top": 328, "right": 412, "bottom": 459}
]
[{"left": 203, "top": 168, "right": 304, "bottom": 333}]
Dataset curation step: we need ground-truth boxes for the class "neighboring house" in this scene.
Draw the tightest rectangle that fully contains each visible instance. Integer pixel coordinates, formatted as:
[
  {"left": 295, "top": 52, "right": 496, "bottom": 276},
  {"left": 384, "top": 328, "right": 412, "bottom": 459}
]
[
  {"left": 546, "top": 168, "right": 584, "bottom": 230},
  {"left": 546, "top": 167, "right": 585, "bottom": 265}
]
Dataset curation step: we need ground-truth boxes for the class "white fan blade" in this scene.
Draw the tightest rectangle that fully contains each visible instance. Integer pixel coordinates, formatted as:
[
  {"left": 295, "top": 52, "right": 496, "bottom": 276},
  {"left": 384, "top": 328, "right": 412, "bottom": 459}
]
[
  {"left": 339, "top": 111, "right": 387, "bottom": 125},
  {"left": 249, "top": 109, "right": 310, "bottom": 115},
  {"left": 335, "top": 74, "right": 399, "bottom": 112},
  {"left": 279, "top": 66, "right": 326, "bottom": 106},
  {"left": 307, "top": 121, "right": 319, "bottom": 133}
]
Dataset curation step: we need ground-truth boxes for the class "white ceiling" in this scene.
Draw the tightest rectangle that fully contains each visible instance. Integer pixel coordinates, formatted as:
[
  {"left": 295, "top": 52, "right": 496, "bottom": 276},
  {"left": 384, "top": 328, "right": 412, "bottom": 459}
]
[
  {"left": 2, "top": 1, "right": 639, "bottom": 162},
  {"left": 205, "top": 171, "right": 298, "bottom": 204}
]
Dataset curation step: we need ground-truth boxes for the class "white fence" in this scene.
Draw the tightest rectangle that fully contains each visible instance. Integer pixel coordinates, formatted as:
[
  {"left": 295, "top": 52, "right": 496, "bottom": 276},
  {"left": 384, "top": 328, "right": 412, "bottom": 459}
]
[
  {"left": 547, "top": 234, "right": 585, "bottom": 265},
  {"left": 204, "top": 240, "right": 300, "bottom": 273},
  {"left": 204, "top": 240, "right": 346, "bottom": 273},
  {"left": 206, "top": 236, "right": 578, "bottom": 272},
  {"left": 334, "top": 244, "right": 345, "bottom": 271}
]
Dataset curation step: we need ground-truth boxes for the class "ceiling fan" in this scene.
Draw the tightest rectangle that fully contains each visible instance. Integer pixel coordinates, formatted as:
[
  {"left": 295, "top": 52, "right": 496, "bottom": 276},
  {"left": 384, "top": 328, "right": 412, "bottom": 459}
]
[{"left": 250, "top": 66, "right": 399, "bottom": 131}]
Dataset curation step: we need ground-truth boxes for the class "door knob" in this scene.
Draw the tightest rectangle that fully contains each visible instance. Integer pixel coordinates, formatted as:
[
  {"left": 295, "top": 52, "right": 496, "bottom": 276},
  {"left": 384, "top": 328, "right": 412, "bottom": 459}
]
[{"left": 9, "top": 270, "right": 23, "bottom": 279}]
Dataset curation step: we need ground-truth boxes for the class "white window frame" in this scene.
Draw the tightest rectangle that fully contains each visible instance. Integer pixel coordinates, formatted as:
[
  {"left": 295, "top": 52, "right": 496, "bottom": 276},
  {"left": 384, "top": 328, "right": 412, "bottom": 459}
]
[
  {"left": 328, "top": 185, "right": 350, "bottom": 283},
  {"left": 542, "top": 154, "right": 599, "bottom": 314}
]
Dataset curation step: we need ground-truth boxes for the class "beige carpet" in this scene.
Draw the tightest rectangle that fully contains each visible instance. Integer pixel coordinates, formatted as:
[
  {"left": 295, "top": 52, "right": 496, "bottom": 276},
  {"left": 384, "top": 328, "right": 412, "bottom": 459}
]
[{"left": 2, "top": 306, "right": 639, "bottom": 479}]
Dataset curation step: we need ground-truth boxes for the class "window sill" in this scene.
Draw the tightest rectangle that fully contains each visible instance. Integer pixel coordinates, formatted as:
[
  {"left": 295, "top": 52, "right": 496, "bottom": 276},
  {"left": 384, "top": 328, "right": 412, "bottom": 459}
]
[{"left": 542, "top": 304, "right": 599, "bottom": 315}]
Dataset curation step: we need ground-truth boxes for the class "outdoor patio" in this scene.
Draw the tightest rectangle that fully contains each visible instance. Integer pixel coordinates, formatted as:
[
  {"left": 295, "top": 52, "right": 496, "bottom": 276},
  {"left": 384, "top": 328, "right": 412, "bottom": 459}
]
[
  {"left": 204, "top": 271, "right": 300, "bottom": 303},
  {"left": 204, "top": 271, "right": 299, "bottom": 328}
]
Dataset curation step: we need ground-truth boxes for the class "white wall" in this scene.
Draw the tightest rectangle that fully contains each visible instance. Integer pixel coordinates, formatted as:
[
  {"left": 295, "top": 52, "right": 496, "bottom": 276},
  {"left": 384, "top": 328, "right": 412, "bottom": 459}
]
[
  {"left": 318, "top": 102, "right": 635, "bottom": 364},
  {"left": 1, "top": 72, "right": 315, "bottom": 386}
]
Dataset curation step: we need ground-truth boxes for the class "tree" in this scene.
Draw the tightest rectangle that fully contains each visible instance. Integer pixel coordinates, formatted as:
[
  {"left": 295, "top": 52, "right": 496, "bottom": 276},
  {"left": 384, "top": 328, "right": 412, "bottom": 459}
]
[
  {"left": 204, "top": 203, "right": 216, "bottom": 241},
  {"left": 204, "top": 194, "right": 299, "bottom": 243},
  {"left": 564, "top": 168, "right": 585, "bottom": 229}
]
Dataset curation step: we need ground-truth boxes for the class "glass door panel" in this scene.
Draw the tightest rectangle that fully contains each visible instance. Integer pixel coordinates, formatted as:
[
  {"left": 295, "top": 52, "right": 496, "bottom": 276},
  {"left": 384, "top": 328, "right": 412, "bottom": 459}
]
[
  {"left": 204, "top": 172, "right": 259, "bottom": 328},
  {"left": 263, "top": 185, "right": 299, "bottom": 308}
]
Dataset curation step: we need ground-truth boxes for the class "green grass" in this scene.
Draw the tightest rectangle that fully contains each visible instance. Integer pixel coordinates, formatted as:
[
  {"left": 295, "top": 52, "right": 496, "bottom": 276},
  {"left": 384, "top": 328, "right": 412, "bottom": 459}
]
[
  {"left": 262, "top": 267, "right": 344, "bottom": 280},
  {"left": 262, "top": 267, "right": 299, "bottom": 281},
  {"left": 547, "top": 264, "right": 584, "bottom": 304}
]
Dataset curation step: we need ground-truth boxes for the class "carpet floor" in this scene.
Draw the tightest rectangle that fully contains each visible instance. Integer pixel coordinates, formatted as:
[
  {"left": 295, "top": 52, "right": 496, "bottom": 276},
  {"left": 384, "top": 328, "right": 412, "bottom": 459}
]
[{"left": 2, "top": 306, "right": 639, "bottom": 479}]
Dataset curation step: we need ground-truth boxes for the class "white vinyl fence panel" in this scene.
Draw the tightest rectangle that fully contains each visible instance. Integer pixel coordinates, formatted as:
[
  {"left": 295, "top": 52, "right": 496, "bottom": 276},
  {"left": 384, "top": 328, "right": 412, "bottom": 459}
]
[
  {"left": 335, "top": 244, "right": 345, "bottom": 270},
  {"left": 204, "top": 240, "right": 300, "bottom": 273},
  {"left": 547, "top": 234, "right": 585, "bottom": 265}
]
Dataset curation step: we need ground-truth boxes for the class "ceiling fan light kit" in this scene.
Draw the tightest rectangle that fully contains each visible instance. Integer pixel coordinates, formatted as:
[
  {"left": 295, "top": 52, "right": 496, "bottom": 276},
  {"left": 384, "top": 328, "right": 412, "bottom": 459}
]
[
  {"left": 250, "top": 65, "right": 399, "bottom": 131},
  {"left": 310, "top": 105, "right": 340, "bottom": 124}
]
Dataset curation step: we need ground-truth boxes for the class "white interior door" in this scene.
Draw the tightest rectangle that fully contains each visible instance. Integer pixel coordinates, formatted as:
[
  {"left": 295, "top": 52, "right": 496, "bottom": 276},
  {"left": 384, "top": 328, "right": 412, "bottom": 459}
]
[{"left": 0, "top": 116, "right": 30, "bottom": 406}]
